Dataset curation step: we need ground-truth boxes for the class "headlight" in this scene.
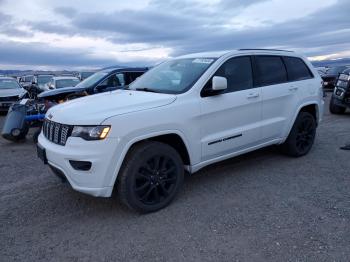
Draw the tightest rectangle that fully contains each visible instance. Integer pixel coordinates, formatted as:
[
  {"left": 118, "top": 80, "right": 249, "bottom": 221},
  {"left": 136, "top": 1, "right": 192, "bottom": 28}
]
[{"left": 71, "top": 125, "right": 110, "bottom": 140}]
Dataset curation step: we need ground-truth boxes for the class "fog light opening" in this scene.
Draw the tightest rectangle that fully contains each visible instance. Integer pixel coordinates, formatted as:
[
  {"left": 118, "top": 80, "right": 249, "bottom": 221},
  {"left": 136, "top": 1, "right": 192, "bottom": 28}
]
[
  {"left": 69, "top": 160, "right": 92, "bottom": 171},
  {"left": 11, "top": 128, "right": 21, "bottom": 137}
]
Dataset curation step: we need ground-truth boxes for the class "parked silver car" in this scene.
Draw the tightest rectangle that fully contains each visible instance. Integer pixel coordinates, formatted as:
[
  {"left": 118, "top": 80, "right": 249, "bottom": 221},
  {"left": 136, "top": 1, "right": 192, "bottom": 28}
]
[
  {"left": 45, "top": 76, "right": 80, "bottom": 90},
  {"left": 0, "top": 77, "right": 27, "bottom": 112},
  {"left": 34, "top": 75, "right": 54, "bottom": 91}
]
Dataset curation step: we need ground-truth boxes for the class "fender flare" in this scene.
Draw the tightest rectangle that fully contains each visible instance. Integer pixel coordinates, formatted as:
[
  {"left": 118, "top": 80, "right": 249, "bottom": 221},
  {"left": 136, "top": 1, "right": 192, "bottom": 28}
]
[
  {"left": 283, "top": 101, "right": 320, "bottom": 142},
  {"left": 107, "top": 129, "right": 192, "bottom": 189}
]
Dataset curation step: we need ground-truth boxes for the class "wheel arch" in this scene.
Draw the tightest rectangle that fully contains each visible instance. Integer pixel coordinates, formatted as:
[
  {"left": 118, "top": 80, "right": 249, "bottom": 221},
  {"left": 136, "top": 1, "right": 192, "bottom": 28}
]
[
  {"left": 283, "top": 102, "right": 320, "bottom": 142},
  {"left": 299, "top": 103, "right": 318, "bottom": 124},
  {"left": 109, "top": 130, "right": 192, "bottom": 191}
]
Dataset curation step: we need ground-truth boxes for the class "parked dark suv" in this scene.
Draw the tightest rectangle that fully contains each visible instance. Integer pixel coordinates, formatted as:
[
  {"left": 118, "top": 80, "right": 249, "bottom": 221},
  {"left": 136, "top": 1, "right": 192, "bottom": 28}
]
[
  {"left": 322, "top": 66, "right": 350, "bottom": 90},
  {"left": 329, "top": 69, "right": 350, "bottom": 114},
  {"left": 38, "top": 67, "right": 148, "bottom": 102}
]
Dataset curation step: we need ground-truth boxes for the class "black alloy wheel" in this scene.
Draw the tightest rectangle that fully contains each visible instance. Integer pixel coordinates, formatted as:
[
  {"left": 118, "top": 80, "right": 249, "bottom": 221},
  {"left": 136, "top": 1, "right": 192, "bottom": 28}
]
[
  {"left": 295, "top": 117, "right": 316, "bottom": 154},
  {"left": 135, "top": 155, "right": 178, "bottom": 205},
  {"left": 117, "top": 141, "right": 184, "bottom": 213},
  {"left": 280, "top": 111, "right": 316, "bottom": 157}
]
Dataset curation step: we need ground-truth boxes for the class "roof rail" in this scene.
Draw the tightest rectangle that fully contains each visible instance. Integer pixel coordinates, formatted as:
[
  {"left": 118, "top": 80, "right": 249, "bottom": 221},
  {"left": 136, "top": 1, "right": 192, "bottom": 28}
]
[{"left": 238, "top": 48, "right": 294, "bottom": 52}]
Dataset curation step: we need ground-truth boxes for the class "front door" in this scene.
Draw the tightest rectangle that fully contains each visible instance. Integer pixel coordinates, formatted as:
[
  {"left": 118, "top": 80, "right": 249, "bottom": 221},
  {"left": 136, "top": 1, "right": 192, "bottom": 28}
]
[{"left": 200, "top": 56, "right": 262, "bottom": 162}]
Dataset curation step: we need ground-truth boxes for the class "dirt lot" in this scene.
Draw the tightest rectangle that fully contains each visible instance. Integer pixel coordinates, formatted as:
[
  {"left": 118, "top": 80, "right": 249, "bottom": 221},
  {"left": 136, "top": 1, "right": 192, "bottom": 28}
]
[{"left": 1, "top": 95, "right": 350, "bottom": 262}]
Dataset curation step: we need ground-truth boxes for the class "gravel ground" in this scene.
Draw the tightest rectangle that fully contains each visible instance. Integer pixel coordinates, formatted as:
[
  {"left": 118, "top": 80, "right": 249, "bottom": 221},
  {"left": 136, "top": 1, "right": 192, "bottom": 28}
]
[{"left": 1, "top": 95, "right": 350, "bottom": 262}]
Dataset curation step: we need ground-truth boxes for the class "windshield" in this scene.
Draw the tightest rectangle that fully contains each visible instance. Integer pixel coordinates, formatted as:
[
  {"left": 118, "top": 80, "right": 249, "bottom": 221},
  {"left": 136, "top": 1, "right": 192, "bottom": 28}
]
[
  {"left": 75, "top": 71, "right": 108, "bottom": 89},
  {"left": 130, "top": 58, "right": 216, "bottom": 94},
  {"left": 24, "top": 76, "right": 33, "bottom": 82},
  {"left": 81, "top": 72, "right": 94, "bottom": 79},
  {"left": 56, "top": 79, "right": 80, "bottom": 88},
  {"left": 328, "top": 66, "right": 347, "bottom": 75},
  {"left": 0, "top": 79, "right": 21, "bottom": 89},
  {"left": 343, "top": 68, "right": 350, "bottom": 74},
  {"left": 37, "top": 75, "right": 53, "bottom": 84}
]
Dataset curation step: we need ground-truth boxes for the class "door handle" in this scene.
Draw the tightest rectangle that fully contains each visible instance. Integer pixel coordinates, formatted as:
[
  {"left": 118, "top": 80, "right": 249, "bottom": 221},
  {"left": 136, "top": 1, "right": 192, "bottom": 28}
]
[
  {"left": 247, "top": 93, "right": 259, "bottom": 99},
  {"left": 289, "top": 86, "right": 298, "bottom": 91}
]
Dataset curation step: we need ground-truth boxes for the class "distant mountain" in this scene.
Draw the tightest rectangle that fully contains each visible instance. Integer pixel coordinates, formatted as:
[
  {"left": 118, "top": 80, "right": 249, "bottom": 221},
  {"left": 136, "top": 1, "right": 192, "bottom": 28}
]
[
  {"left": 0, "top": 70, "right": 77, "bottom": 77},
  {"left": 0, "top": 66, "right": 125, "bottom": 77},
  {"left": 1, "top": 59, "right": 349, "bottom": 77},
  {"left": 312, "top": 58, "right": 350, "bottom": 67}
]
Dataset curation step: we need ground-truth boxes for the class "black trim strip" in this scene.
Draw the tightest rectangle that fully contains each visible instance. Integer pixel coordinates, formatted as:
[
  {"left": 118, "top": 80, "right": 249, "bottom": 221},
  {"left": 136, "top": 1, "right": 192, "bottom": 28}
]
[{"left": 208, "top": 134, "right": 242, "bottom": 145}]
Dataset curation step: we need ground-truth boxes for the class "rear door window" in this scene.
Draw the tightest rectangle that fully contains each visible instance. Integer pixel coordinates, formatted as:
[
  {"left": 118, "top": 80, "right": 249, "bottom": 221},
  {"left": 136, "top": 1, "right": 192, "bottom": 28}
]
[
  {"left": 283, "top": 56, "right": 313, "bottom": 81},
  {"left": 255, "top": 56, "right": 287, "bottom": 86}
]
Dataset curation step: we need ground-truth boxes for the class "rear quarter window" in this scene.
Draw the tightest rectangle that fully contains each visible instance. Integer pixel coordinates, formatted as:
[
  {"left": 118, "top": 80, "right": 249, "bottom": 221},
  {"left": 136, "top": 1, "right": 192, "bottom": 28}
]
[{"left": 283, "top": 56, "right": 313, "bottom": 81}]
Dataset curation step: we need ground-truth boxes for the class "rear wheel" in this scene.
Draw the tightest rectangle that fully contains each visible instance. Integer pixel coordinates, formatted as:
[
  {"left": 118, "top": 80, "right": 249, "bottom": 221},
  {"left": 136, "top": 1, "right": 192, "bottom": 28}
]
[
  {"left": 117, "top": 141, "right": 184, "bottom": 213},
  {"left": 329, "top": 96, "right": 346, "bottom": 114},
  {"left": 280, "top": 112, "right": 316, "bottom": 157}
]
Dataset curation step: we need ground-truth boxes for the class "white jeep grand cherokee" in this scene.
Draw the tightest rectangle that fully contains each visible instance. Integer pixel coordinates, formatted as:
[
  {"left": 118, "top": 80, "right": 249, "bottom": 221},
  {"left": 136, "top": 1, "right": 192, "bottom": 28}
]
[{"left": 37, "top": 49, "right": 324, "bottom": 213}]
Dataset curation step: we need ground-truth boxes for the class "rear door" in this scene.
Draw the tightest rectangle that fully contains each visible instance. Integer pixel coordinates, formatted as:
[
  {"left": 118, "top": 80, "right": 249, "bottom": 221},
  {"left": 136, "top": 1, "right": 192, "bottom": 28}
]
[
  {"left": 200, "top": 56, "right": 262, "bottom": 161},
  {"left": 254, "top": 55, "right": 299, "bottom": 141},
  {"left": 282, "top": 56, "right": 316, "bottom": 100}
]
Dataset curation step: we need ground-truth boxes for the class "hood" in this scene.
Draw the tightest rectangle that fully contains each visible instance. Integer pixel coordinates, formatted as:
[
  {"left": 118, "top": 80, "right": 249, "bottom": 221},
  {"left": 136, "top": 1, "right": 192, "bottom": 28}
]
[
  {"left": 0, "top": 88, "right": 26, "bottom": 98},
  {"left": 38, "top": 86, "right": 84, "bottom": 98},
  {"left": 38, "top": 83, "right": 49, "bottom": 90},
  {"left": 322, "top": 74, "right": 337, "bottom": 79},
  {"left": 47, "top": 90, "right": 177, "bottom": 125}
]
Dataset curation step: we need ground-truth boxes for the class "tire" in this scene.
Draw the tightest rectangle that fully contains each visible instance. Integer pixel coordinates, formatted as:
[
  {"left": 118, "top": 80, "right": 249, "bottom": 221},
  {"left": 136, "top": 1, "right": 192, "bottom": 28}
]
[
  {"left": 280, "top": 112, "right": 316, "bottom": 157},
  {"left": 117, "top": 141, "right": 184, "bottom": 213},
  {"left": 329, "top": 96, "right": 346, "bottom": 114},
  {"left": 12, "top": 124, "right": 29, "bottom": 141}
]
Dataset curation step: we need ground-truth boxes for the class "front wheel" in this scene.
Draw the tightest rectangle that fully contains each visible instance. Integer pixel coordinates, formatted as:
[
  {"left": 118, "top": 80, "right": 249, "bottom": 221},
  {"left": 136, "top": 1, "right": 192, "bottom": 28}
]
[
  {"left": 280, "top": 112, "right": 316, "bottom": 157},
  {"left": 117, "top": 141, "right": 184, "bottom": 213}
]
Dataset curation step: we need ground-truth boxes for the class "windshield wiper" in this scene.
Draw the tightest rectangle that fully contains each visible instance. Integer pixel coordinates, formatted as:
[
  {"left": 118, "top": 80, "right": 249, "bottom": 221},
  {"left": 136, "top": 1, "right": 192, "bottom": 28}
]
[{"left": 134, "top": 87, "right": 159, "bottom": 93}]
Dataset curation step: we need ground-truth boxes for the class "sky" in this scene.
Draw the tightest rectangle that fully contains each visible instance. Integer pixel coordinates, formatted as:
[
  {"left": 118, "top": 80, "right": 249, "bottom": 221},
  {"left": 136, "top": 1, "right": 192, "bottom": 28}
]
[{"left": 0, "top": 0, "right": 349, "bottom": 70}]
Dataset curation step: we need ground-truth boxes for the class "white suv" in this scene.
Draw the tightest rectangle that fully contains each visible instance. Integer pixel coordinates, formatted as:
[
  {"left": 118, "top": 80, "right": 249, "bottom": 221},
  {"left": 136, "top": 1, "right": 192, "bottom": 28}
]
[{"left": 37, "top": 49, "right": 324, "bottom": 213}]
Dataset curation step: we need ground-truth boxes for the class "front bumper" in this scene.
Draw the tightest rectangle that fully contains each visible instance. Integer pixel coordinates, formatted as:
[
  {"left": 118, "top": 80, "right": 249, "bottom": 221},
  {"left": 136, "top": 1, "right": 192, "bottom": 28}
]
[
  {"left": 38, "top": 133, "right": 119, "bottom": 197},
  {"left": 332, "top": 96, "right": 350, "bottom": 108}
]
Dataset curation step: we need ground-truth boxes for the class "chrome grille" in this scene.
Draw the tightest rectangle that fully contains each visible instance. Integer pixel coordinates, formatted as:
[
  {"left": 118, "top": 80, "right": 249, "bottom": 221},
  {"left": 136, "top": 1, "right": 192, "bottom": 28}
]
[{"left": 43, "top": 119, "right": 73, "bottom": 146}]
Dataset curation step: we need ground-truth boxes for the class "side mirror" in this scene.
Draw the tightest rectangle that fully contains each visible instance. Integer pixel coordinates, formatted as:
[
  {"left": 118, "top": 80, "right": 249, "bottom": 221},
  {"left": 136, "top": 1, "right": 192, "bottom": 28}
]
[
  {"left": 201, "top": 76, "right": 227, "bottom": 97},
  {"left": 212, "top": 76, "right": 227, "bottom": 91}
]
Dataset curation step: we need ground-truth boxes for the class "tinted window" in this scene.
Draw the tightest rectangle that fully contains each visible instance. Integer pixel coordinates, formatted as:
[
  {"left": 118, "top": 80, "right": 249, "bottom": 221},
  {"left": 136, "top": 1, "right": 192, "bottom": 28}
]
[
  {"left": 124, "top": 71, "right": 145, "bottom": 85},
  {"left": 99, "top": 74, "right": 122, "bottom": 87},
  {"left": 283, "top": 57, "right": 313, "bottom": 81},
  {"left": 255, "top": 56, "right": 287, "bottom": 86},
  {"left": 56, "top": 79, "right": 80, "bottom": 88},
  {"left": 213, "top": 56, "right": 253, "bottom": 93},
  {"left": 76, "top": 71, "right": 108, "bottom": 89}
]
